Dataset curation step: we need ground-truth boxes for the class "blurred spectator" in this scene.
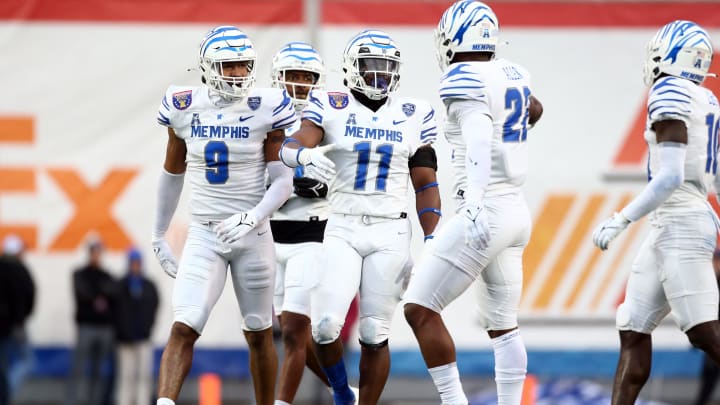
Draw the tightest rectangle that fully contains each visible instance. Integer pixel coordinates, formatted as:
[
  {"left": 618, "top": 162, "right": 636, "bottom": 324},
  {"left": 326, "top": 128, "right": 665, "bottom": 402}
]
[
  {"left": 0, "top": 234, "right": 35, "bottom": 405},
  {"left": 114, "top": 248, "right": 158, "bottom": 405},
  {"left": 66, "top": 239, "right": 118, "bottom": 405},
  {"left": 693, "top": 248, "right": 720, "bottom": 405}
]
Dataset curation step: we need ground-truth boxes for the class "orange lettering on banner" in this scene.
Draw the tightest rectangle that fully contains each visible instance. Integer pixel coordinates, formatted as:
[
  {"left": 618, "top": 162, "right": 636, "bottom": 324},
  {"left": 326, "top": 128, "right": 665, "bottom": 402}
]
[
  {"left": 47, "top": 168, "right": 137, "bottom": 251},
  {"left": 534, "top": 194, "right": 605, "bottom": 309},
  {"left": 522, "top": 194, "right": 575, "bottom": 303},
  {"left": 0, "top": 117, "right": 33, "bottom": 143},
  {"left": 0, "top": 168, "right": 37, "bottom": 249}
]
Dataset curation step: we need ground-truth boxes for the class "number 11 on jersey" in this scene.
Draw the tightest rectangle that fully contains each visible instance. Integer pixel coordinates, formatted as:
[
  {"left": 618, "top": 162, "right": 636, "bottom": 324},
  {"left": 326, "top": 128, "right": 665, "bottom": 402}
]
[{"left": 353, "top": 141, "right": 393, "bottom": 192}]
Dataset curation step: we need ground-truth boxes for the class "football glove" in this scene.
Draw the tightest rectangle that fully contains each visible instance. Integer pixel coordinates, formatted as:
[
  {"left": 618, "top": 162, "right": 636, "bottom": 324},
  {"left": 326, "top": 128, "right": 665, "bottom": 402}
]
[
  {"left": 215, "top": 211, "right": 258, "bottom": 244},
  {"left": 151, "top": 237, "right": 178, "bottom": 278},
  {"left": 298, "top": 145, "right": 336, "bottom": 183},
  {"left": 293, "top": 176, "right": 328, "bottom": 198},
  {"left": 463, "top": 204, "right": 491, "bottom": 250},
  {"left": 592, "top": 212, "right": 631, "bottom": 251}
]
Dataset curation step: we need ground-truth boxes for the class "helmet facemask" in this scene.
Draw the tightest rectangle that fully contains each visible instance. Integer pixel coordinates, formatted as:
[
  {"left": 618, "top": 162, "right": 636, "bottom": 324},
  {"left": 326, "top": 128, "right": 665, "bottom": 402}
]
[
  {"left": 347, "top": 51, "right": 401, "bottom": 100},
  {"left": 202, "top": 59, "right": 256, "bottom": 100},
  {"left": 274, "top": 69, "right": 322, "bottom": 112}
]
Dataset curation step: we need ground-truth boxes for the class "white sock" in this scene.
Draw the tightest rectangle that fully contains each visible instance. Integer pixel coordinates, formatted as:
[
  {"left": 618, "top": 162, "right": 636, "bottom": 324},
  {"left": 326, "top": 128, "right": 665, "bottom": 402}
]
[
  {"left": 274, "top": 401, "right": 291, "bottom": 405},
  {"left": 492, "top": 329, "right": 527, "bottom": 405},
  {"left": 157, "top": 398, "right": 175, "bottom": 405},
  {"left": 428, "top": 362, "right": 468, "bottom": 405}
]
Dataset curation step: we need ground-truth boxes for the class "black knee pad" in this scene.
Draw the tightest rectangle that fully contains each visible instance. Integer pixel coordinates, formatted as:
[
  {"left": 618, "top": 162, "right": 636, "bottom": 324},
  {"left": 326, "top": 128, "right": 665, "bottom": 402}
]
[{"left": 359, "top": 338, "right": 388, "bottom": 350}]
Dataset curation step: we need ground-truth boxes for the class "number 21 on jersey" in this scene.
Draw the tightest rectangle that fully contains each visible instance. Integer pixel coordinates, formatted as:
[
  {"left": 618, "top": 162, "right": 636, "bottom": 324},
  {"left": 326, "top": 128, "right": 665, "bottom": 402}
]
[{"left": 503, "top": 86, "right": 531, "bottom": 143}]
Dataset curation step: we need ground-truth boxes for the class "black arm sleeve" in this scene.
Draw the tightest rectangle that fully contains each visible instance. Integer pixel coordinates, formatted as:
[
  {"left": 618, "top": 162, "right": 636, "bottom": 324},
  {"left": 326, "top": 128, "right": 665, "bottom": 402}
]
[{"left": 408, "top": 146, "right": 438, "bottom": 171}]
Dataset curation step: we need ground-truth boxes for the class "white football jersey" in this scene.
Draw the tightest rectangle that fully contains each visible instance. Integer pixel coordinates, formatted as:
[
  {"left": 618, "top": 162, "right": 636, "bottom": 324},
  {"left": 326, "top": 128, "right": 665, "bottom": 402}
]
[
  {"left": 302, "top": 90, "right": 438, "bottom": 217},
  {"left": 272, "top": 120, "right": 329, "bottom": 221},
  {"left": 157, "top": 84, "right": 296, "bottom": 221},
  {"left": 440, "top": 59, "right": 534, "bottom": 200},
  {"left": 645, "top": 76, "right": 720, "bottom": 211}
]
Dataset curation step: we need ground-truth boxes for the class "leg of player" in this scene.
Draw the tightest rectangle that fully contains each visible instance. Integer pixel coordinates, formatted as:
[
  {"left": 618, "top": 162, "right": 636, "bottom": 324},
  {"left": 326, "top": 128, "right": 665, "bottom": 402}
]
[
  {"left": 245, "top": 327, "right": 277, "bottom": 405},
  {"left": 488, "top": 328, "right": 526, "bottom": 405},
  {"left": 479, "top": 249, "right": 527, "bottom": 405},
  {"left": 611, "top": 331, "right": 652, "bottom": 405},
  {"left": 315, "top": 339, "right": 356, "bottom": 404},
  {"left": 358, "top": 339, "right": 390, "bottom": 404},
  {"left": 157, "top": 322, "right": 200, "bottom": 403},
  {"left": 276, "top": 311, "right": 330, "bottom": 404},
  {"left": 404, "top": 303, "right": 467, "bottom": 405},
  {"left": 687, "top": 321, "right": 720, "bottom": 367}
]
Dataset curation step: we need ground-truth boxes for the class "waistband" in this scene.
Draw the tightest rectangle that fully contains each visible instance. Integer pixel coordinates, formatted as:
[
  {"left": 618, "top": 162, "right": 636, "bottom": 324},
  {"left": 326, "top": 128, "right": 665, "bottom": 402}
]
[{"left": 332, "top": 212, "right": 407, "bottom": 225}]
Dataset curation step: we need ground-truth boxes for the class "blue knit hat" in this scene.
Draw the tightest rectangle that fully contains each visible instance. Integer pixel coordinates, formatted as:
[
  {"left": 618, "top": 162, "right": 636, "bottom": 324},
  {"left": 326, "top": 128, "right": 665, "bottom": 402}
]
[{"left": 127, "top": 248, "right": 142, "bottom": 264}]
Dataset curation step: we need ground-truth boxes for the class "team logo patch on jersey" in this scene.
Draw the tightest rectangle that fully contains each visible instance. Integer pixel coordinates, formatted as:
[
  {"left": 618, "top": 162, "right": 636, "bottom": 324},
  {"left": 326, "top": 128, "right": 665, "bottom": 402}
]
[
  {"left": 172, "top": 90, "right": 192, "bottom": 110},
  {"left": 191, "top": 113, "right": 201, "bottom": 127},
  {"left": 402, "top": 103, "right": 416, "bottom": 117},
  {"left": 346, "top": 113, "right": 357, "bottom": 126},
  {"left": 247, "top": 97, "right": 262, "bottom": 111},
  {"left": 328, "top": 92, "right": 349, "bottom": 109}
]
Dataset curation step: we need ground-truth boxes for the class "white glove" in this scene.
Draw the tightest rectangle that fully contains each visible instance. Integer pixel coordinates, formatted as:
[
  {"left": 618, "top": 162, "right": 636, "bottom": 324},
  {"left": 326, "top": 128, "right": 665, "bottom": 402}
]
[
  {"left": 463, "top": 204, "right": 491, "bottom": 250},
  {"left": 592, "top": 212, "right": 631, "bottom": 251},
  {"left": 215, "top": 211, "right": 258, "bottom": 244},
  {"left": 152, "top": 237, "right": 178, "bottom": 278},
  {"left": 303, "top": 163, "right": 335, "bottom": 184},
  {"left": 298, "top": 145, "right": 336, "bottom": 182}
]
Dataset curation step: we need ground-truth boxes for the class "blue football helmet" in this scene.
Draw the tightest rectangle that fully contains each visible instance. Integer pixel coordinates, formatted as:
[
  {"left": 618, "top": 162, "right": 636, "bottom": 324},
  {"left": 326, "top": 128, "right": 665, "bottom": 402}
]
[
  {"left": 198, "top": 26, "right": 256, "bottom": 99},
  {"left": 435, "top": 1, "right": 499, "bottom": 69},
  {"left": 643, "top": 20, "right": 714, "bottom": 85}
]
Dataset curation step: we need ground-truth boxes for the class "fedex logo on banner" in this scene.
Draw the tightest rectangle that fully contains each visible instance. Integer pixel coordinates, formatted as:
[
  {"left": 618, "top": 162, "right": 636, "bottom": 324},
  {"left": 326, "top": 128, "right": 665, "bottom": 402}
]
[{"left": 0, "top": 117, "right": 137, "bottom": 252}]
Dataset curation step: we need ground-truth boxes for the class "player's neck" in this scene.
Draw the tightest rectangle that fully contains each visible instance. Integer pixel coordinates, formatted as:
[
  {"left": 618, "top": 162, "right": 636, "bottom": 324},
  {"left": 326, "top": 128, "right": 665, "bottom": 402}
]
[{"left": 351, "top": 90, "right": 387, "bottom": 112}]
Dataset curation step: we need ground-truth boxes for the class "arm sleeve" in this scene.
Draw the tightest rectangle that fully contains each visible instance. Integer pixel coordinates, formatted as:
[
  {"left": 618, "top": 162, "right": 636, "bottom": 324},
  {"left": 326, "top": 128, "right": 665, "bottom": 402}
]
[
  {"left": 248, "top": 161, "right": 293, "bottom": 221},
  {"left": 152, "top": 169, "right": 184, "bottom": 239},
  {"left": 621, "top": 142, "right": 686, "bottom": 221},
  {"left": 448, "top": 99, "right": 493, "bottom": 203}
]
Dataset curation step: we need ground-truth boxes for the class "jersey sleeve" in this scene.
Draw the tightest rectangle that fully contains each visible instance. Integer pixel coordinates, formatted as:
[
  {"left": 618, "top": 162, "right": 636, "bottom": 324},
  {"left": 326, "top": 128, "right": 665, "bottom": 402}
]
[
  {"left": 419, "top": 102, "right": 438, "bottom": 147},
  {"left": 270, "top": 89, "right": 297, "bottom": 131},
  {"left": 647, "top": 77, "right": 692, "bottom": 126},
  {"left": 438, "top": 63, "right": 491, "bottom": 116},
  {"left": 157, "top": 86, "right": 179, "bottom": 128},
  {"left": 301, "top": 89, "right": 326, "bottom": 127}
]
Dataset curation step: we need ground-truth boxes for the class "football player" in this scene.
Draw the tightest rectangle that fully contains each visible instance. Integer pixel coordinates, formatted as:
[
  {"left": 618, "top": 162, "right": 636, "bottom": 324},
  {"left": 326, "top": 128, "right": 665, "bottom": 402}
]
[
  {"left": 402, "top": 2, "right": 543, "bottom": 404},
  {"left": 269, "top": 41, "right": 353, "bottom": 405},
  {"left": 279, "top": 29, "right": 441, "bottom": 404},
  {"left": 152, "top": 26, "right": 295, "bottom": 405},
  {"left": 591, "top": 20, "right": 720, "bottom": 405}
]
